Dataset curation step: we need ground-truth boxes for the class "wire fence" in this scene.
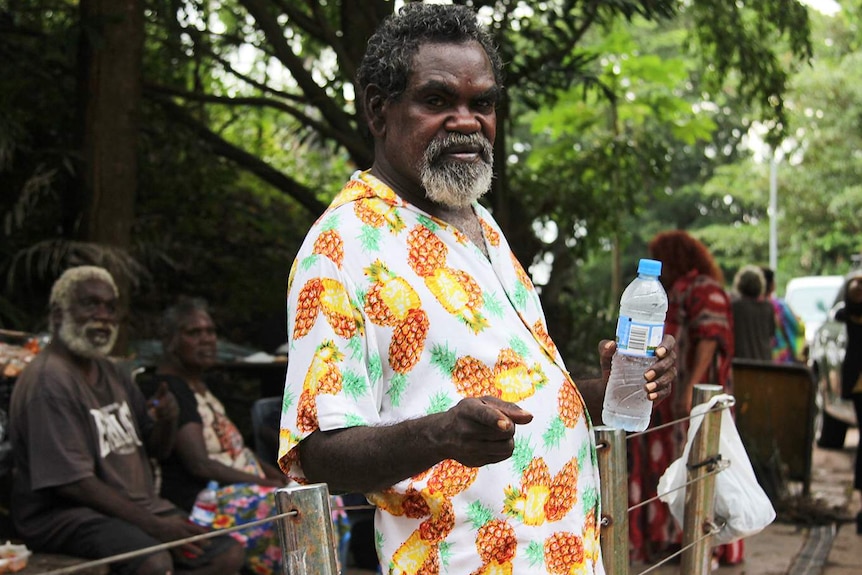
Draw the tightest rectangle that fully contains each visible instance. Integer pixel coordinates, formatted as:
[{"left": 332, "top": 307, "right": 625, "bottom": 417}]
[{"left": 36, "top": 384, "right": 736, "bottom": 575}]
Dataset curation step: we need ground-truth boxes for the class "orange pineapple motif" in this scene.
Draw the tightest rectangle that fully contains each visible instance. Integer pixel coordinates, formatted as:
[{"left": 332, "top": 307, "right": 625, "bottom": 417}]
[
  {"left": 407, "top": 224, "right": 449, "bottom": 278},
  {"left": 426, "top": 459, "right": 479, "bottom": 498},
  {"left": 296, "top": 340, "right": 343, "bottom": 432},
  {"left": 355, "top": 197, "right": 405, "bottom": 233},
  {"left": 504, "top": 456, "right": 581, "bottom": 525},
  {"left": 390, "top": 531, "right": 439, "bottom": 575},
  {"left": 365, "top": 260, "right": 422, "bottom": 327},
  {"left": 582, "top": 509, "right": 601, "bottom": 566},
  {"left": 389, "top": 308, "right": 429, "bottom": 375},
  {"left": 557, "top": 379, "right": 584, "bottom": 428},
  {"left": 452, "top": 355, "right": 497, "bottom": 398},
  {"left": 312, "top": 229, "right": 344, "bottom": 267},
  {"left": 469, "top": 519, "right": 517, "bottom": 575},
  {"left": 511, "top": 253, "right": 533, "bottom": 289},
  {"left": 479, "top": 218, "right": 500, "bottom": 247},
  {"left": 521, "top": 458, "right": 552, "bottom": 526},
  {"left": 293, "top": 278, "right": 323, "bottom": 339},
  {"left": 546, "top": 458, "right": 580, "bottom": 522},
  {"left": 425, "top": 267, "right": 489, "bottom": 333},
  {"left": 543, "top": 531, "right": 585, "bottom": 574},
  {"left": 531, "top": 319, "right": 558, "bottom": 359},
  {"left": 293, "top": 278, "right": 360, "bottom": 340},
  {"left": 503, "top": 457, "right": 551, "bottom": 526},
  {"left": 493, "top": 348, "right": 548, "bottom": 402}
]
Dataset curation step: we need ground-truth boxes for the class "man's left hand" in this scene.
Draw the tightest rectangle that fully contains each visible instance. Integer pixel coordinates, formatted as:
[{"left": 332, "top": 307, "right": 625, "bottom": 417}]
[{"left": 644, "top": 334, "right": 676, "bottom": 402}]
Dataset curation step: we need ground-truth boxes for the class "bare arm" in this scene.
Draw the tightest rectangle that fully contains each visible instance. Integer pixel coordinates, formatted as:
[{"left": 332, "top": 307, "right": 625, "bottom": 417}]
[
  {"left": 677, "top": 338, "right": 718, "bottom": 415},
  {"left": 174, "top": 422, "right": 284, "bottom": 487},
  {"left": 298, "top": 397, "right": 533, "bottom": 494}
]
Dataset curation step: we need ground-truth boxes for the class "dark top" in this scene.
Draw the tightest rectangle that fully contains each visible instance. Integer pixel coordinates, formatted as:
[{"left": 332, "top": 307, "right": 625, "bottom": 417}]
[
  {"left": 731, "top": 297, "right": 775, "bottom": 361},
  {"left": 139, "top": 373, "right": 206, "bottom": 511},
  {"left": 837, "top": 300, "right": 862, "bottom": 398},
  {"left": 10, "top": 348, "right": 173, "bottom": 549}
]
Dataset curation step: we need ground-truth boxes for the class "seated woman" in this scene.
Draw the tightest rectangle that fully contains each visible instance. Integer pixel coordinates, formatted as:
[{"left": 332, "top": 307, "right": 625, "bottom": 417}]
[{"left": 146, "top": 297, "right": 287, "bottom": 575}]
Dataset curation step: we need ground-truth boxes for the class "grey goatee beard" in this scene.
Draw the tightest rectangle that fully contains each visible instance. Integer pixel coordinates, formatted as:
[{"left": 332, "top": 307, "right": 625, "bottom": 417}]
[
  {"left": 59, "top": 319, "right": 118, "bottom": 359},
  {"left": 420, "top": 133, "right": 494, "bottom": 208}
]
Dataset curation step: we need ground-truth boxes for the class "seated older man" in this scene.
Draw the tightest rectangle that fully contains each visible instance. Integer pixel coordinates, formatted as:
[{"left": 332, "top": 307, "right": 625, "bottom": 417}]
[{"left": 9, "top": 266, "right": 244, "bottom": 575}]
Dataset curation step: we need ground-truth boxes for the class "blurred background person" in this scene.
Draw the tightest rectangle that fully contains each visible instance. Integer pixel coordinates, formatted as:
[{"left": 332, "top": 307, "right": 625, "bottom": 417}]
[
  {"left": 761, "top": 266, "right": 803, "bottom": 363},
  {"left": 834, "top": 274, "right": 862, "bottom": 533},
  {"left": 144, "top": 297, "right": 286, "bottom": 575},
  {"left": 731, "top": 265, "right": 775, "bottom": 361},
  {"left": 626, "top": 230, "right": 738, "bottom": 565},
  {"left": 11, "top": 268, "right": 244, "bottom": 575}
]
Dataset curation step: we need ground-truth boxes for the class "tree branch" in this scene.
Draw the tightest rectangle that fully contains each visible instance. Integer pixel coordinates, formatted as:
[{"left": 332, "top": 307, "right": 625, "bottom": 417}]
[{"left": 150, "top": 95, "right": 328, "bottom": 217}]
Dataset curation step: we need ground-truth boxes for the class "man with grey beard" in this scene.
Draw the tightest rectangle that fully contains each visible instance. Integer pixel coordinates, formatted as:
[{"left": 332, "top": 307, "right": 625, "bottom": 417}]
[
  {"left": 9, "top": 266, "right": 245, "bottom": 575},
  {"left": 278, "top": 4, "right": 677, "bottom": 574}
]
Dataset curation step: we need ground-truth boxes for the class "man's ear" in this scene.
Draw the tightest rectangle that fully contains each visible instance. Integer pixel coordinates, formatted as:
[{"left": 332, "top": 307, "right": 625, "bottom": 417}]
[{"left": 363, "top": 85, "right": 387, "bottom": 138}]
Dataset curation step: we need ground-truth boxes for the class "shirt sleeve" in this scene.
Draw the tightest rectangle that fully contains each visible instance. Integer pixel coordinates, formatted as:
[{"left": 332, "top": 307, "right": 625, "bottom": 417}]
[
  {"left": 25, "top": 372, "right": 97, "bottom": 491},
  {"left": 279, "top": 225, "right": 380, "bottom": 479}
]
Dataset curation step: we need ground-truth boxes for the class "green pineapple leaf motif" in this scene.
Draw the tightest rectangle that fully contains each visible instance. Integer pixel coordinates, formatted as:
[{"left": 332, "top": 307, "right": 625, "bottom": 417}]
[
  {"left": 359, "top": 224, "right": 381, "bottom": 253},
  {"left": 509, "top": 335, "right": 529, "bottom": 358},
  {"left": 282, "top": 388, "right": 296, "bottom": 411},
  {"left": 342, "top": 369, "right": 368, "bottom": 399},
  {"left": 367, "top": 352, "right": 383, "bottom": 388},
  {"left": 543, "top": 417, "right": 566, "bottom": 450},
  {"left": 430, "top": 343, "right": 457, "bottom": 378},
  {"left": 526, "top": 540, "right": 545, "bottom": 567},
  {"left": 511, "top": 435, "right": 534, "bottom": 475},
  {"left": 466, "top": 500, "right": 495, "bottom": 529},
  {"left": 426, "top": 392, "right": 454, "bottom": 415},
  {"left": 386, "top": 372, "right": 408, "bottom": 407},
  {"left": 344, "top": 413, "right": 366, "bottom": 427},
  {"left": 439, "top": 541, "right": 452, "bottom": 570},
  {"left": 483, "top": 290, "right": 505, "bottom": 319}
]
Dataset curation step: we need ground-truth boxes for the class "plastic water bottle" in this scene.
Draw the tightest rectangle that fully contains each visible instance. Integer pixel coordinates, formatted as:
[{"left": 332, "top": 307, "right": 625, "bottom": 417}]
[
  {"left": 602, "top": 258, "right": 668, "bottom": 432},
  {"left": 189, "top": 480, "right": 219, "bottom": 527}
]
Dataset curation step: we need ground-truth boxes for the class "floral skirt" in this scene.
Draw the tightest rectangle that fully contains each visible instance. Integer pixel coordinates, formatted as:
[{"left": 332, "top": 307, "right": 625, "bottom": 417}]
[{"left": 213, "top": 483, "right": 350, "bottom": 575}]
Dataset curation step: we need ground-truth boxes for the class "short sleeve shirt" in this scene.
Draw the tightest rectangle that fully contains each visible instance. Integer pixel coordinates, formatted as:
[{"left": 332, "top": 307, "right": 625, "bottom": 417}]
[
  {"left": 279, "top": 172, "right": 605, "bottom": 574},
  {"left": 9, "top": 348, "right": 173, "bottom": 547}
]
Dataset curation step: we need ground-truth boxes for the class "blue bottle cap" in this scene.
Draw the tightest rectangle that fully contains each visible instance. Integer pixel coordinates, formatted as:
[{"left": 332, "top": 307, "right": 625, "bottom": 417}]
[{"left": 638, "top": 258, "right": 662, "bottom": 276}]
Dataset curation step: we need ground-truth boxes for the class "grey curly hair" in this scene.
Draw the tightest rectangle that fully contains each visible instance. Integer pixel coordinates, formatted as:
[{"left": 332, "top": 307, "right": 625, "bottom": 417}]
[
  {"left": 48, "top": 266, "right": 118, "bottom": 331},
  {"left": 160, "top": 297, "right": 211, "bottom": 344},
  {"left": 356, "top": 3, "right": 504, "bottom": 106}
]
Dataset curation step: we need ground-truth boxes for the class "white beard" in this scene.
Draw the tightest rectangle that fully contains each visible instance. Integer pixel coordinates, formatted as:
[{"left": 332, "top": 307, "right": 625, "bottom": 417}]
[
  {"left": 420, "top": 133, "right": 494, "bottom": 208},
  {"left": 58, "top": 319, "right": 118, "bottom": 359}
]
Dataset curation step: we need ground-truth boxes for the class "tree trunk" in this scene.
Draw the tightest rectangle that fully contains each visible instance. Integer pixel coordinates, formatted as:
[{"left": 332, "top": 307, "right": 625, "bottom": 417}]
[{"left": 78, "top": 0, "right": 144, "bottom": 352}]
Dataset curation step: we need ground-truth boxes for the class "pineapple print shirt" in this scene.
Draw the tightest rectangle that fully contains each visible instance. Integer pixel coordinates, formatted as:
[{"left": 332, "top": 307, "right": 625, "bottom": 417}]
[{"left": 279, "top": 171, "right": 606, "bottom": 575}]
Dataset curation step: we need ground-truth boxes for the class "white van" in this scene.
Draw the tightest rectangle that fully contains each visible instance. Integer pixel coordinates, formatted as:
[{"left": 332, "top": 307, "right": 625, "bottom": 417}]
[{"left": 784, "top": 275, "right": 845, "bottom": 346}]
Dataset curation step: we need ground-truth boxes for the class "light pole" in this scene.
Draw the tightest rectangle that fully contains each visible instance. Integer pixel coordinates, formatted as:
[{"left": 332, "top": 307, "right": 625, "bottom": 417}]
[{"left": 769, "top": 148, "right": 779, "bottom": 272}]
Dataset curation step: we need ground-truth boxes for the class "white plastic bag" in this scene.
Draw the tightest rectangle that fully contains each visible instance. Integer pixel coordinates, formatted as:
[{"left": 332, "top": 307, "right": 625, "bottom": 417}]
[{"left": 657, "top": 394, "right": 776, "bottom": 544}]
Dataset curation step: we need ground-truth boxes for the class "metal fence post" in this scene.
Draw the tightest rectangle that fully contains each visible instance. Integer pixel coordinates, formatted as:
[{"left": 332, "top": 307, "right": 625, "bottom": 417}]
[
  {"left": 595, "top": 426, "right": 628, "bottom": 575},
  {"left": 680, "top": 384, "right": 724, "bottom": 575},
  {"left": 274, "top": 483, "right": 340, "bottom": 575}
]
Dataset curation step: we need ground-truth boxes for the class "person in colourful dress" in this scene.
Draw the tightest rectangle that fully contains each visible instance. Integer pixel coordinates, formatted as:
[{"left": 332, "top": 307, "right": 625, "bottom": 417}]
[
  {"left": 277, "top": 4, "right": 678, "bottom": 574},
  {"left": 146, "top": 298, "right": 287, "bottom": 575},
  {"left": 626, "top": 230, "right": 740, "bottom": 566},
  {"left": 761, "top": 267, "right": 803, "bottom": 363}
]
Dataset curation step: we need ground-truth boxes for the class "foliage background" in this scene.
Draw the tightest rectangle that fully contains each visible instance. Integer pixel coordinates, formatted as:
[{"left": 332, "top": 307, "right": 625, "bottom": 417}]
[{"left": 2, "top": 0, "right": 859, "bottom": 374}]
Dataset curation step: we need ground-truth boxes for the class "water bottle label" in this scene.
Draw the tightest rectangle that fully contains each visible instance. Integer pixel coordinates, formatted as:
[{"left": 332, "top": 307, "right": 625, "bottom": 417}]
[
  {"left": 615, "top": 315, "right": 664, "bottom": 357},
  {"left": 189, "top": 506, "right": 216, "bottom": 526}
]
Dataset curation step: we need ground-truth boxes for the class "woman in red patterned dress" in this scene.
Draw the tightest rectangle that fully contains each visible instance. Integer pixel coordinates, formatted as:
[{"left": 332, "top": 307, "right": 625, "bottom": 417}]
[{"left": 627, "top": 230, "right": 741, "bottom": 565}]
